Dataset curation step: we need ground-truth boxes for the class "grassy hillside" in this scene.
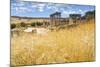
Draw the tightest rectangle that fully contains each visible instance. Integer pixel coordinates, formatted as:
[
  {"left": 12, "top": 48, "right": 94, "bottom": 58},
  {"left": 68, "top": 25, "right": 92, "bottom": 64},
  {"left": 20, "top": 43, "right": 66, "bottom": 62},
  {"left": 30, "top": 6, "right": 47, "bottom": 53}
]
[{"left": 11, "top": 19, "right": 95, "bottom": 66}]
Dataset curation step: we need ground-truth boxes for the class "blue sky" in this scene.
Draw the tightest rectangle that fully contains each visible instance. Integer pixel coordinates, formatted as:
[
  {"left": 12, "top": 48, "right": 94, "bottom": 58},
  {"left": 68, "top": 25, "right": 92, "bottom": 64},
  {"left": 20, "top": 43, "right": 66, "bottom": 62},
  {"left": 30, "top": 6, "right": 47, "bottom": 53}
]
[{"left": 11, "top": 0, "right": 95, "bottom": 18}]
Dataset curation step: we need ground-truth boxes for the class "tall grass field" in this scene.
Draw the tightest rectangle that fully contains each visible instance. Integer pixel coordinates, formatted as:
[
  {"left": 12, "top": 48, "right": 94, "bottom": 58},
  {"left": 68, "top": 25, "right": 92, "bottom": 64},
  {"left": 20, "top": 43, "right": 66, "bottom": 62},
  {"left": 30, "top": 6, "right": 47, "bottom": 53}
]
[{"left": 11, "top": 19, "right": 95, "bottom": 66}]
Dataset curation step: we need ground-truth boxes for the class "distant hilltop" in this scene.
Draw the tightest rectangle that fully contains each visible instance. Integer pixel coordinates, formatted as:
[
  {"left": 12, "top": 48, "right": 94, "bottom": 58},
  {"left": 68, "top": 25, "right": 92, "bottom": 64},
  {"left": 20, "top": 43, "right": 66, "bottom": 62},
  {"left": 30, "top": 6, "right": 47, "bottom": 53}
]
[
  {"left": 11, "top": 15, "right": 69, "bottom": 24},
  {"left": 11, "top": 10, "right": 95, "bottom": 27},
  {"left": 11, "top": 16, "right": 50, "bottom": 24},
  {"left": 11, "top": 16, "right": 50, "bottom": 19}
]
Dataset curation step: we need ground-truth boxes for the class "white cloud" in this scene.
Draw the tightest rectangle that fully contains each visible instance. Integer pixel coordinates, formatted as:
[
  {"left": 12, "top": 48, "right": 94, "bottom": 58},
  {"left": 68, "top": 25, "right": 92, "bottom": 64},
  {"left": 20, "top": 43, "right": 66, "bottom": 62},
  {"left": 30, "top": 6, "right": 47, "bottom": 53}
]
[
  {"left": 38, "top": 4, "right": 46, "bottom": 7},
  {"left": 37, "top": 4, "right": 46, "bottom": 12},
  {"left": 31, "top": 3, "right": 46, "bottom": 12},
  {"left": 61, "top": 8, "right": 68, "bottom": 15},
  {"left": 38, "top": 7, "right": 44, "bottom": 12},
  {"left": 61, "top": 9, "right": 79, "bottom": 17},
  {"left": 11, "top": 3, "right": 17, "bottom": 6},
  {"left": 46, "top": 3, "right": 61, "bottom": 12},
  {"left": 31, "top": 5, "right": 37, "bottom": 8},
  {"left": 79, "top": 9, "right": 82, "bottom": 12},
  {"left": 53, "top": 6, "right": 59, "bottom": 11},
  {"left": 47, "top": 6, "right": 59, "bottom": 12},
  {"left": 12, "top": 6, "right": 32, "bottom": 14},
  {"left": 15, "top": 7, "right": 19, "bottom": 11},
  {"left": 78, "top": 9, "right": 84, "bottom": 14},
  {"left": 12, "top": 1, "right": 25, "bottom": 7},
  {"left": 18, "top": 1, "right": 25, "bottom": 6},
  {"left": 63, "top": 10, "right": 68, "bottom": 14},
  {"left": 20, "top": 7, "right": 32, "bottom": 12},
  {"left": 47, "top": 6, "right": 52, "bottom": 9},
  {"left": 31, "top": 3, "right": 70, "bottom": 12},
  {"left": 68, "top": 10, "right": 77, "bottom": 14}
]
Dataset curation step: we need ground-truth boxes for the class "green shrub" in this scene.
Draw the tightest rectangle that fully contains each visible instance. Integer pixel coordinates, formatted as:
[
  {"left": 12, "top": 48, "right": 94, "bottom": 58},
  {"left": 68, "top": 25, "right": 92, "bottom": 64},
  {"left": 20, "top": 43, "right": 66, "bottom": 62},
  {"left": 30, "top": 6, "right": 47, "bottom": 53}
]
[
  {"left": 11, "top": 23, "right": 16, "bottom": 29},
  {"left": 31, "top": 22, "right": 43, "bottom": 27},
  {"left": 31, "top": 22, "right": 36, "bottom": 27},
  {"left": 20, "top": 22, "right": 26, "bottom": 27},
  {"left": 36, "top": 22, "right": 43, "bottom": 26}
]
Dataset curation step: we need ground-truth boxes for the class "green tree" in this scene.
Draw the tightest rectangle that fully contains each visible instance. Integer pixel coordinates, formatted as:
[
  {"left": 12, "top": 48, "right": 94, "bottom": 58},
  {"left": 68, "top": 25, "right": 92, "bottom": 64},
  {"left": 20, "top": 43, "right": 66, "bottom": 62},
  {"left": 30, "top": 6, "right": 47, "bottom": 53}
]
[{"left": 85, "top": 10, "right": 95, "bottom": 20}]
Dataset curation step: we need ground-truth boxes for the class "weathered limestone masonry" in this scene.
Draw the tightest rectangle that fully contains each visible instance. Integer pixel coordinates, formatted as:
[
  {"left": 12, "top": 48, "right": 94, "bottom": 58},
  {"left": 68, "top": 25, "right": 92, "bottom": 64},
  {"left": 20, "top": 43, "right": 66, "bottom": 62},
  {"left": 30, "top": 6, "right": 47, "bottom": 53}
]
[
  {"left": 69, "top": 14, "right": 81, "bottom": 25},
  {"left": 50, "top": 12, "right": 61, "bottom": 26},
  {"left": 11, "top": 12, "right": 82, "bottom": 27}
]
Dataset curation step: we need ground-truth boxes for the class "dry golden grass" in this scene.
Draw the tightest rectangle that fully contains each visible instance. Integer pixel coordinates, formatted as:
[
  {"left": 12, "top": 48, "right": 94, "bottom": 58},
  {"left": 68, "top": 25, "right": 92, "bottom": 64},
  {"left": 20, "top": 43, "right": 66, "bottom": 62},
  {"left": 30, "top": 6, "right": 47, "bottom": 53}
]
[{"left": 11, "top": 19, "right": 95, "bottom": 66}]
